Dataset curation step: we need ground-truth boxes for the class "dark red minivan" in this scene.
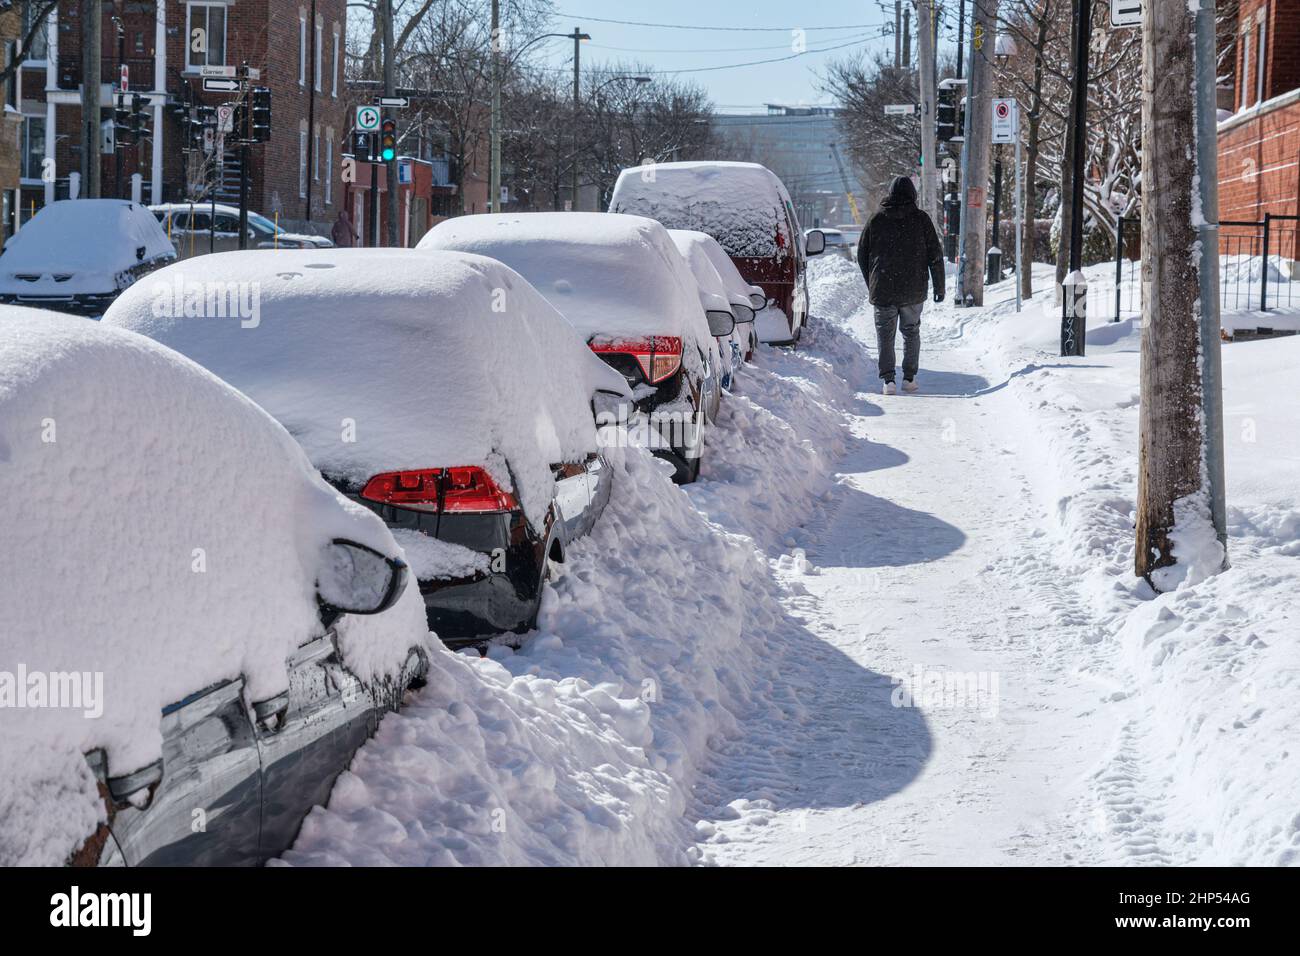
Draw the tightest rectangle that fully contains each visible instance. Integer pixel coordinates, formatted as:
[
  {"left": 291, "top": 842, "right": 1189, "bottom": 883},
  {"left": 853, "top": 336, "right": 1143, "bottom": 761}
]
[{"left": 610, "top": 161, "right": 825, "bottom": 345}]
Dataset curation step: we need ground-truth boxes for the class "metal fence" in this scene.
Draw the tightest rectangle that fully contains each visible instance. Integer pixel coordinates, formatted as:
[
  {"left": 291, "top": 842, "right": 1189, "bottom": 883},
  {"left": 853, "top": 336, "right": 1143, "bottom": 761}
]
[{"left": 1101, "top": 213, "right": 1300, "bottom": 321}]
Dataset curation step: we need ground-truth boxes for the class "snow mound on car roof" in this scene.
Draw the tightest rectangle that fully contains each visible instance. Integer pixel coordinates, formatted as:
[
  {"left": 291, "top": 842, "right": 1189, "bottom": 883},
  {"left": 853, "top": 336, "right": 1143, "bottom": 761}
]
[
  {"left": 0, "top": 199, "right": 174, "bottom": 278},
  {"left": 417, "top": 212, "right": 712, "bottom": 350},
  {"left": 103, "top": 249, "right": 627, "bottom": 528},
  {"left": 667, "top": 229, "right": 736, "bottom": 313},
  {"left": 609, "top": 161, "right": 794, "bottom": 260},
  {"left": 0, "top": 308, "right": 426, "bottom": 865}
]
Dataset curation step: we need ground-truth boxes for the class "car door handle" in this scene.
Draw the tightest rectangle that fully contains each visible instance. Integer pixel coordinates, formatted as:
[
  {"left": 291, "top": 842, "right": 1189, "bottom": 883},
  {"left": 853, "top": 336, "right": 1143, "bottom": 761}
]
[
  {"left": 107, "top": 758, "right": 164, "bottom": 809},
  {"left": 253, "top": 691, "right": 290, "bottom": 733}
]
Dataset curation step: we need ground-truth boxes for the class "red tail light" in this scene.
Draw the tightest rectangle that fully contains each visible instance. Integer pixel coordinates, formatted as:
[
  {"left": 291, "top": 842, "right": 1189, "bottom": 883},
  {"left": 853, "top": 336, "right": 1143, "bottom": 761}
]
[
  {"left": 359, "top": 467, "right": 517, "bottom": 515},
  {"left": 442, "top": 466, "right": 518, "bottom": 513},
  {"left": 589, "top": 335, "right": 683, "bottom": 384},
  {"left": 360, "top": 468, "right": 443, "bottom": 513}
]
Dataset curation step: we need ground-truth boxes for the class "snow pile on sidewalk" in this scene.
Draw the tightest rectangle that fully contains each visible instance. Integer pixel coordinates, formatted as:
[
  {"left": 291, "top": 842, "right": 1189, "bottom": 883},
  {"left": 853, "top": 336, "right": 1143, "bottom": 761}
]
[
  {"left": 282, "top": 262, "right": 866, "bottom": 866},
  {"left": 949, "top": 263, "right": 1300, "bottom": 865}
]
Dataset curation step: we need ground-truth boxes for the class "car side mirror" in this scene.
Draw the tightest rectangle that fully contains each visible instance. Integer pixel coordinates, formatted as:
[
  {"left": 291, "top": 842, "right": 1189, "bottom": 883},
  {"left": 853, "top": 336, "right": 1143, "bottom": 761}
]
[
  {"left": 804, "top": 230, "right": 826, "bottom": 256},
  {"left": 748, "top": 292, "right": 767, "bottom": 310},
  {"left": 591, "top": 387, "right": 632, "bottom": 428},
  {"left": 107, "top": 758, "right": 164, "bottom": 809},
  {"left": 706, "top": 309, "right": 736, "bottom": 336},
  {"left": 317, "top": 538, "right": 408, "bottom": 615},
  {"left": 732, "top": 303, "right": 755, "bottom": 324}
]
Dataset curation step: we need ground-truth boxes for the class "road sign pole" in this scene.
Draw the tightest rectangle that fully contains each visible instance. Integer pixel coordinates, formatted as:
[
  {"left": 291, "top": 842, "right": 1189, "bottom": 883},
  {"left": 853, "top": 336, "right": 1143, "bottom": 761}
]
[{"left": 1015, "top": 127, "right": 1023, "bottom": 312}]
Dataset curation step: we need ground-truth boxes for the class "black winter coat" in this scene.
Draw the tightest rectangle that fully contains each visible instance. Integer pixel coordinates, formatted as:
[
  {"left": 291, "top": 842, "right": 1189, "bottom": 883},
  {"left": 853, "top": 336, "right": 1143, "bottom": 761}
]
[{"left": 856, "top": 177, "right": 945, "bottom": 307}]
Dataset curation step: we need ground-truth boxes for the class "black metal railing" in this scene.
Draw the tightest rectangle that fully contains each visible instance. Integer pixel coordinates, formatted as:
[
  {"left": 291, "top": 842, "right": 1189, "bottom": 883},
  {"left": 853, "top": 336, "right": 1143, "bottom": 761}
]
[{"left": 1104, "top": 213, "right": 1300, "bottom": 320}]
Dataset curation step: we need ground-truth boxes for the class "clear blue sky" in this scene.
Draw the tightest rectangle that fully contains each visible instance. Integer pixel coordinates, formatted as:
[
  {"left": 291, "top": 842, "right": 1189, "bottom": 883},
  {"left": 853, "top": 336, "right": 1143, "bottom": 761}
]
[{"left": 531, "top": 1, "right": 962, "bottom": 113}]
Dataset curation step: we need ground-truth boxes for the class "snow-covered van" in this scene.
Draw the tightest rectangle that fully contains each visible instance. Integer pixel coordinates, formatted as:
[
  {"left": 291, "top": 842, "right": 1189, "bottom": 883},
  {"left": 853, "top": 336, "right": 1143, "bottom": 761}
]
[
  {"left": 0, "top": 200, "right": 176, "bottom": 316},
  {"left": 609, "top": 161, "right": 826, "bottom": 345}
]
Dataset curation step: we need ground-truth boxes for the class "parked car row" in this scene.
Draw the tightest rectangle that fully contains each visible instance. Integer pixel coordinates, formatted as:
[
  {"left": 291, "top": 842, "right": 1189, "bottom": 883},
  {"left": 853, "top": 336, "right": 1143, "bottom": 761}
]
[
  {"left": 0, "top": 198, "right": 333, "bottom": 317},
  {"left": 2, "top": 160, "right": 823, "bottom": 868}
]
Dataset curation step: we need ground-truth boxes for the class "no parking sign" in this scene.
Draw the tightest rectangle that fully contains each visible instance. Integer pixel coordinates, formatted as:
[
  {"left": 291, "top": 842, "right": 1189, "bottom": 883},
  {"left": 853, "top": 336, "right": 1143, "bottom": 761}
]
[{"left": 991, "top": 98, "right": 1019, "bottom": 144}]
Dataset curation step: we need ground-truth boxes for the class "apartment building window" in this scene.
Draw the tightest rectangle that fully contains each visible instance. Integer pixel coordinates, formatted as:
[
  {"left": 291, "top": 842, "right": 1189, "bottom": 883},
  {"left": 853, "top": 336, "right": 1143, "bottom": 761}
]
[
  {"left": 332, "top": 27, "right": 340, "bottom": 97},
  {"left": 22, "top": 116, "right": 46, "bottom": 182},
  {"left": 186, "top": 3, "right": 227, "bottom": 70},
  {"left": 1239, "top": 29, "right": 1252, "bottom": 109},
  {"left": 299, "top": 125, "right": 308, "bottom": 198},
  {"left": 1254, "top": 19, "right": 1267, "bottom": 105},
  {"left": 22, "top": 4, "right": 49, "bottom": 62},
  {"left": 313, "top": 125, "right": 321, "bottom": 182},
  {"left": 325, "top": 133, "right": 334, "bottom": 205},
  {"left": 314, "top": 20, "right": 323, "bottom": 92},
  {"left": 4, "top": 42, "right": 16, "bottom": 110},
  {"left": 299, "top": 12, "right": 307, "bottom": 87}
]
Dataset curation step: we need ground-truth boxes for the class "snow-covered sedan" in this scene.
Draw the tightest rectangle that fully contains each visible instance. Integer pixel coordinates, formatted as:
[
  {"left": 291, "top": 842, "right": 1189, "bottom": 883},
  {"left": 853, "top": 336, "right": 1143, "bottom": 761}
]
[
  {"left": 669, "top": 228, "right": 756, "bottom": 388},
  {"left": 104, "top": 248, "right": 630, "bottom": 646},
  {"left": 419, "top": 212, "right": 731, "bottom": 483},
  {"left": 0, "top": 200, "right": 176, "bottom": 315},
  {"left": 0, "top": 306, "right": 426, "bottom": 867},
  {"left": 150, "top": 202, "right": 334, "bottom": 259}
]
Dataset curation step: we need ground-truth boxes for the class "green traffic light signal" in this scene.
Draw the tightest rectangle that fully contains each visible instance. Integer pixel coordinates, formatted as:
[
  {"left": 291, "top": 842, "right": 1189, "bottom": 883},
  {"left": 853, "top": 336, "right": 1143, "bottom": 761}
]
[{"left": 380, "top": 119, "right": 396, "bottom": 162}]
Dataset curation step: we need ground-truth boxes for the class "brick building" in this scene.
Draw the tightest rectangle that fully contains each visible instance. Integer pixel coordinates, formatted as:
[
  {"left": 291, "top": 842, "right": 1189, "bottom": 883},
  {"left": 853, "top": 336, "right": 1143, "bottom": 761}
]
[
  {"left": 1217, "top": 0, "right": 1300, "bottom": 259},
  {"left": 15, "top": 0, "right": 348, "bottom": 236},
  {"left": 1, "top": 3, "right": 28, "bottom": 239}
]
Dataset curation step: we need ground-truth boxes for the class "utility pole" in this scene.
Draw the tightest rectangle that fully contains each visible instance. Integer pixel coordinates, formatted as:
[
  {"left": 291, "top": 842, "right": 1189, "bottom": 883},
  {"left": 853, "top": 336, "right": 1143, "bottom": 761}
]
[
  {"left": 305, "top": 0, "right": 318, "bottom": 230},
  {"left": 490, "top": 0, "right": 501, "bottom": 213},
  {"left": 1135, "top": 0, "right": 1227, "bottom": 584},
  {"left": 903, "top": 7, "right": 911, "bottom": 70},
  {"left": 570, "top": 27, "right": 589, "bottom": 210},
  {"left": 383, "top": 0, "right": 398, "bottom": 245},
  {"left": 81, "top": 0, "right": 103, "bottom": 198},
  {"left": 956, "top": 0, "right": 966, "bottom": 78},
  {"left": 895, "top": 1, "right": 902, "bottom": 68},
  {"left": 1060, "top": 0, "right": 1091, "bottom": 355},
  {"left": 956, "top": 0, "right": 996, "bottom": 306},
  {"left": 916, "top": 0, "right": 939, "bottom": 223}
]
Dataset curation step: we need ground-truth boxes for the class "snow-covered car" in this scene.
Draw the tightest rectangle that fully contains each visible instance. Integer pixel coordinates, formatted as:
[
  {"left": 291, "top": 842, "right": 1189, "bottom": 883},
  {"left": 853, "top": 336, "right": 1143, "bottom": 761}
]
[
  {"left": 419, "top": 212, "right": 729, "bottom": 483},
  {"left": 150, "top": 202, "right": 333, "bottom": 259},
  {"left": 104, "top": 248, "right": 630, "bottom": 645},
  {"left": 0, "top": 200, "right": 176, "bottom": 316},
  {"left": 609, "top": 161, "right": 826, "bottom": 345},
  {"left": 0, "top": 306, "right": 427, "bottom": 867},
  {"left": 691, "top": 231, "right": 769, "bottom": 362},
  {"left": 668, "top": 228, "right": 754, "bottom": 390}
]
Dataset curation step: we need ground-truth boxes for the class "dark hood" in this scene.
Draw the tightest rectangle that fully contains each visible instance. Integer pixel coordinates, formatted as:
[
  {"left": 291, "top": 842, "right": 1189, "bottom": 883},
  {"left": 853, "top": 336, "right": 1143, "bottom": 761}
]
[{"left": 881, "top": 176, "right": 918, "bottom": 217}]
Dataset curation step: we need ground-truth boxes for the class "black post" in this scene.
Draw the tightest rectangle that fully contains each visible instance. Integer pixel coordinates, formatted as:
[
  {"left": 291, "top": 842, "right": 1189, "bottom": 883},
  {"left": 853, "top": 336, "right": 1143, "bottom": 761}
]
[
  {"left": 369, "top": 156, "right": 380, "bottom": 246},
  {"left": 988, "top": 150, "right": 1003, "bottom": 282},
  {"left": 956, "top": 0, "right": 966, "bottom": 79},
  {"left": 1114, "top": 216, "right": 1125, "bottom": 323},
  {"left": 1260, "top": 212, "right": 1271, "bottom": 311},
  {"left": 114, "top": 20, "right": 124, "bottom": 198},
  {"left": 1060, "top": 0, "right": 1092, "bottom": 357},
  {"left": 305, "top": 0, "right": 317, "bottom": 229},
  {"left": 238, "top": 63, "right": 250, "bottom": 250}
]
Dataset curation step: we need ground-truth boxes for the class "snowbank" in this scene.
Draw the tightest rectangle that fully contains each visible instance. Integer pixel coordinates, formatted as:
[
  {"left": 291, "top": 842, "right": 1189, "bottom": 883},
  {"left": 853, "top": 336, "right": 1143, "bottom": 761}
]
[
  {"left": 941, "top": 262, "right": 1300, "bottom": 865},
  {"left": 279, "top": 260, "right": 871, "bottom": 866},
  {"left": 0, "top": 308, "right": 425, "bottom": 866},
  {"left": 102, "top": 249, "right": 627, "bottom": 528}
]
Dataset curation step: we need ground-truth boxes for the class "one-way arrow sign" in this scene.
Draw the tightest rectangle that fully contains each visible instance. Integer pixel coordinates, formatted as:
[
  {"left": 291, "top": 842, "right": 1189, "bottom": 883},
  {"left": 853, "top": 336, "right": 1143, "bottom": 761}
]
[
  {"left": 203, "top": 77, "right": 242, "bottom": 93},
  {"left": 1110, "top": 0, "right": 1141, "bottom": 26}
]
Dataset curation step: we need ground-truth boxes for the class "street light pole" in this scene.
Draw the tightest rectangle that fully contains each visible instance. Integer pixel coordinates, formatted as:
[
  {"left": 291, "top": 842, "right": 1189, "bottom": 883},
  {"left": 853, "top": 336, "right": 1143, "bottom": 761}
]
[
  {"left": 1060, "top": 0, "right": 1092, "bottom": 356},
  {"left": 490, "top": 0, "right": 501, "bottom": 212},
  {"left": 571, "top": 27, "right": 590, "bottom": 210}
]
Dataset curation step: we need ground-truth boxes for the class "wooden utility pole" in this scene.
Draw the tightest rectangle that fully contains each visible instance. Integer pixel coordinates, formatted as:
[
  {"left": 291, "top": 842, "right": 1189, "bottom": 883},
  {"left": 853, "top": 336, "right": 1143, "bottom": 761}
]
[
  {"left": 956, "top": 0, "right": 997, "bottom": 305},
  {"left": 915, "top": 0, "right": 939, "bottom": 223},
  {"left": 1134, "top": 0, "right": 1226, "bottom": 583},
  {"left": 81, "top": 0, "right": 103, "bottom": 197}
]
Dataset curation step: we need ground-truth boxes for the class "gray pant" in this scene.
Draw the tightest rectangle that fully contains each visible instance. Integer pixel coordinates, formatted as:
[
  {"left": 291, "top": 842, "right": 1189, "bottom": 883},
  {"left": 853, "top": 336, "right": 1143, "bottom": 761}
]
[{"left": 873, "top": 302, "right": 922, "bottom": 382}]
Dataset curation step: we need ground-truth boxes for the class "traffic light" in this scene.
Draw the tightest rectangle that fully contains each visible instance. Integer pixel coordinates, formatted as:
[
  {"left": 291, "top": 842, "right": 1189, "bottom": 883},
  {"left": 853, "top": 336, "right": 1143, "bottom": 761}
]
[
  {"left": 130, "top": 93, "right": 149, "bottom": 141},
  {"left": 250, "top": 87, "right": 272, "bottom": 143},
  {"left": 380, "top": 118, "right": 396, "bottom": 162},
  {"left": 114, "top": 95, "right": 132, "bottom": 144},
  {"left": 936, "top": 87, "right": 957, "bottom": 142},
  {"left": 352, "top": 129, "right": 374, "bottom": 163}
]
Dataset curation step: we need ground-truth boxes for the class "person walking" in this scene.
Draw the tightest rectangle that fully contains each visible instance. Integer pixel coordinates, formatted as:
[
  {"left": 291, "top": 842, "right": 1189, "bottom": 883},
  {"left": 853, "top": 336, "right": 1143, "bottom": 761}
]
[
  {"left": 856, "top": 176, "right": 945, "bottom": 394},
  {"left": 331, "top": 209, "right": 356, "bottom": 248}
]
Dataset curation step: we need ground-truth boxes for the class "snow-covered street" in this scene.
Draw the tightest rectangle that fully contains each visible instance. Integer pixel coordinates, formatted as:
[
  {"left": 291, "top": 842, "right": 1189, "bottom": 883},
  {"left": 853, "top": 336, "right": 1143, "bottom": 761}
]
[{"left": 268, "top": 255, "right": 1300, "bottom": 868}]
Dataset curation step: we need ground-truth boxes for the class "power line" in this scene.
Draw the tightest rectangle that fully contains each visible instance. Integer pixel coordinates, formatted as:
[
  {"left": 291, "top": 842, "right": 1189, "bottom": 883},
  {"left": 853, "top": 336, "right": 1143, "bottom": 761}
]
[
  {"left": 611, "top": 31, "right": 890, "bottom": 75},
  {"left": 588, "top": 30, "right": 878, "bottom": 55},
  {"left": 551, "top": 12, "right": 884, "bottom": 32}
]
